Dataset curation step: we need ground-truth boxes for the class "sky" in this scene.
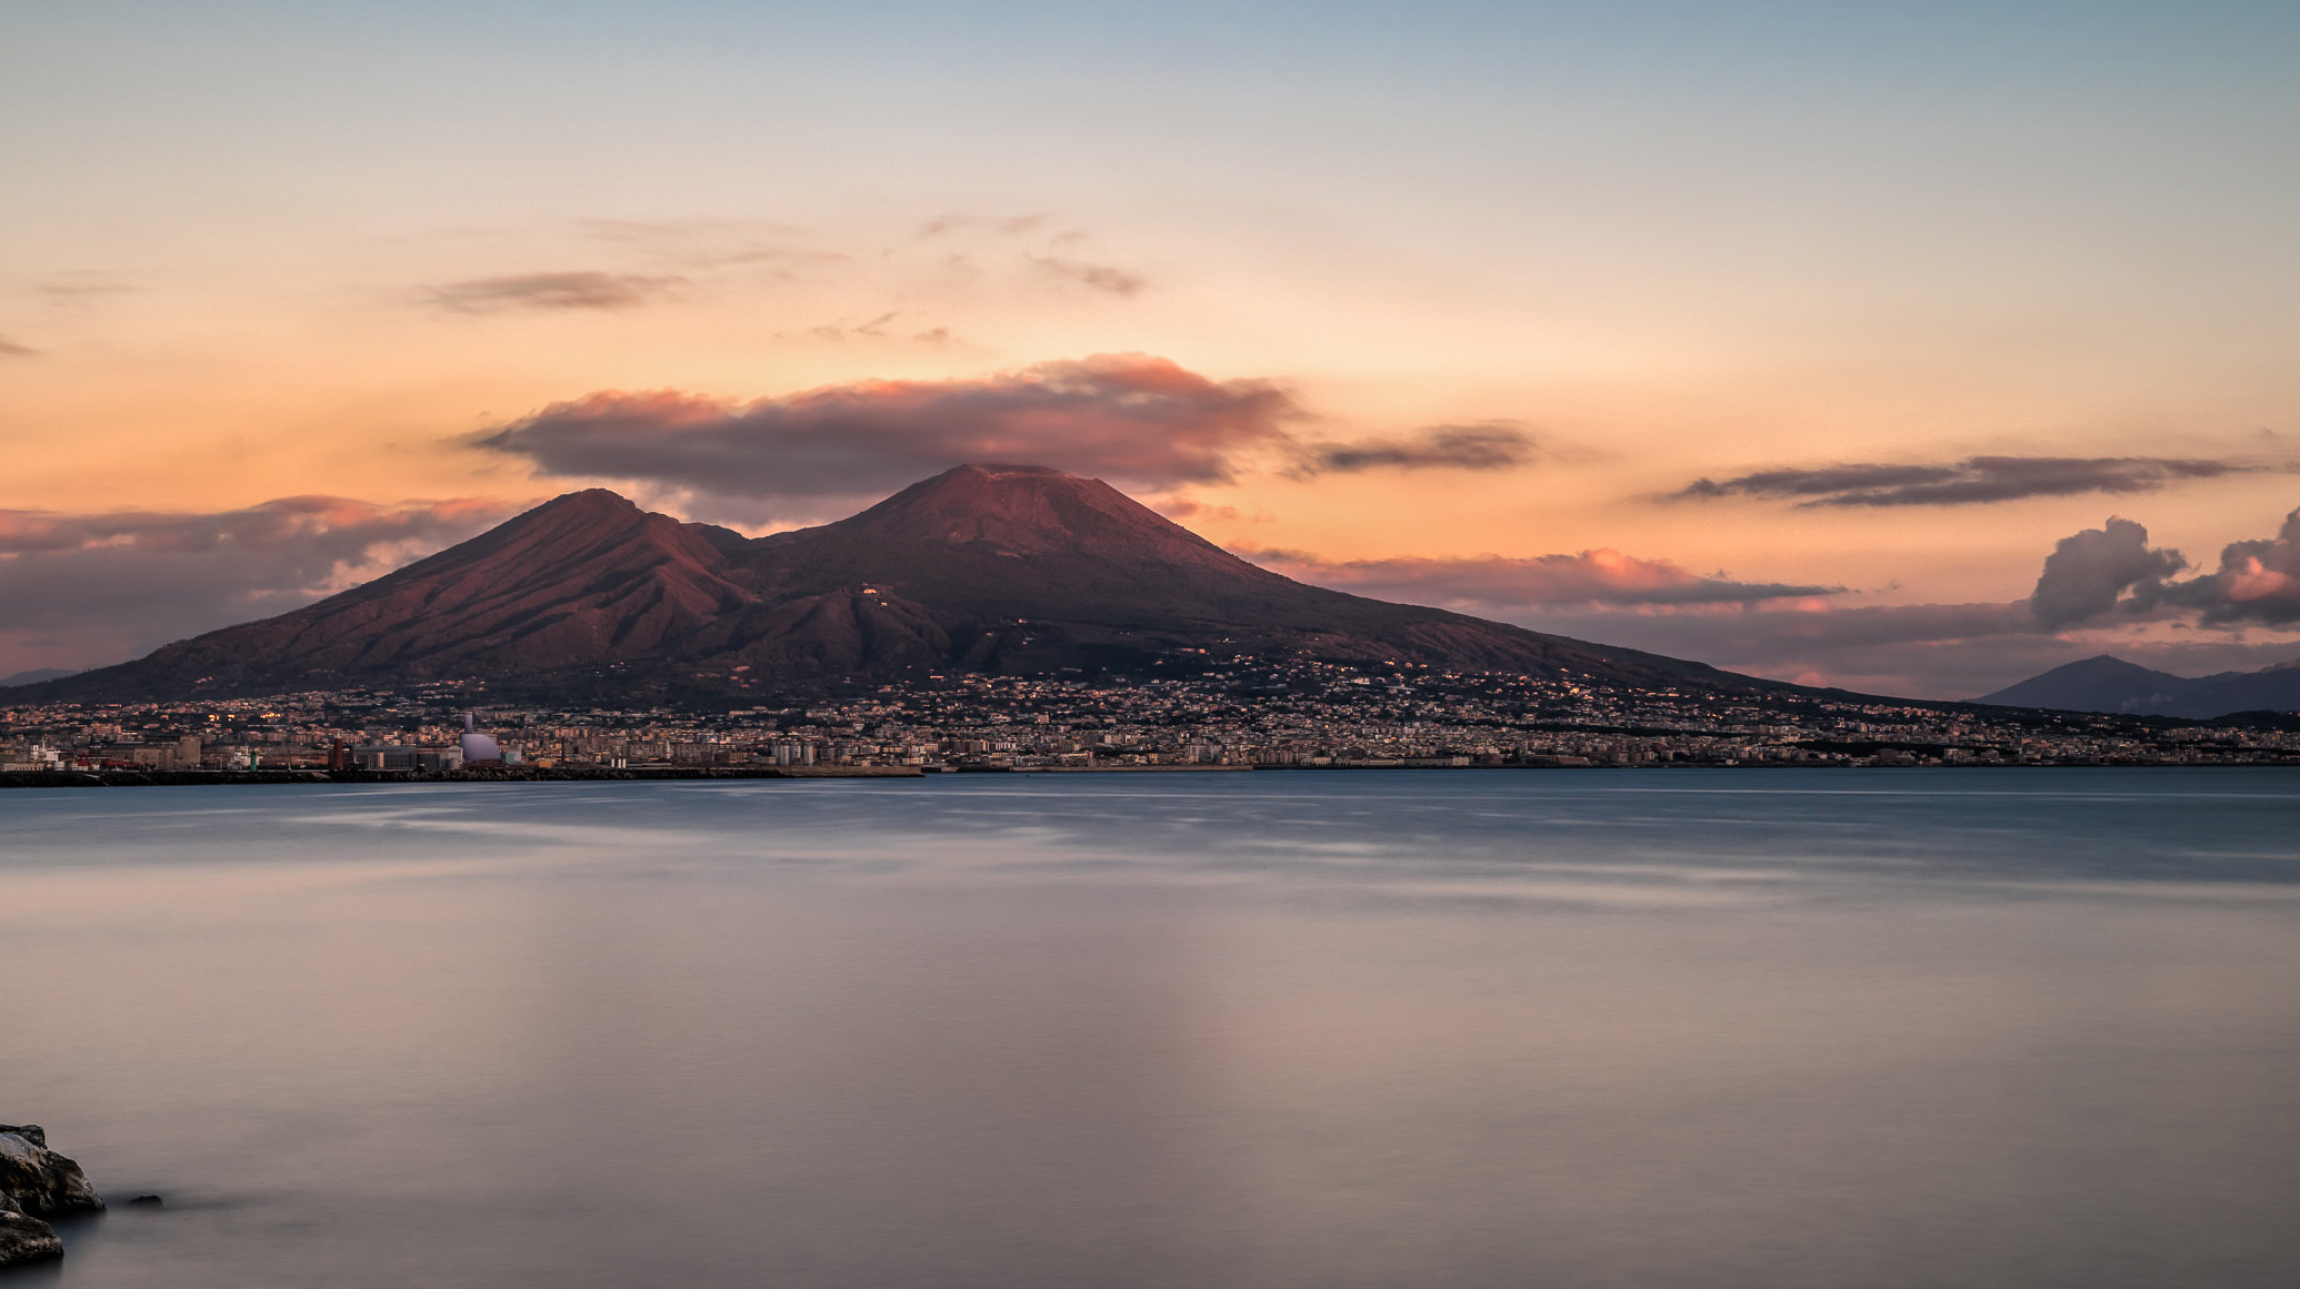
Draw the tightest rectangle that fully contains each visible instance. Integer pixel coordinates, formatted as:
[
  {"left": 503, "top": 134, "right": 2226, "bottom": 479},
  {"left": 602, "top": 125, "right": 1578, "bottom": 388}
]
[{"left": 5, "top": 0, "right": 2300, "bottom": 697}]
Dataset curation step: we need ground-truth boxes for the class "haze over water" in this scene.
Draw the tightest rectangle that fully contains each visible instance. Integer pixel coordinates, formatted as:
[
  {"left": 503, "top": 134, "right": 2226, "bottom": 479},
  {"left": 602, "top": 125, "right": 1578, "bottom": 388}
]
[{"left": 6, "top": 769, "right": 2300, "bottom": 1288}]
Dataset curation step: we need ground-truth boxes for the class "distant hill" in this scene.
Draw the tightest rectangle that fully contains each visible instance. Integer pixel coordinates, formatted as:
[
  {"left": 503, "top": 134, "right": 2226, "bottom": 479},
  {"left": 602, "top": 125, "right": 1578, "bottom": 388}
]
[
  {"left": 0, "top": 667, "right": 80, "bottom": 688},
  {"left": 1976, "top": 657, "right": 2193, "bottom": 714},
  {"left": 1977, "top": 654, "right": 2300, "bottom": 719},
  {"left": 33, "top": 464, "right": 1777, "bottom": 703}
]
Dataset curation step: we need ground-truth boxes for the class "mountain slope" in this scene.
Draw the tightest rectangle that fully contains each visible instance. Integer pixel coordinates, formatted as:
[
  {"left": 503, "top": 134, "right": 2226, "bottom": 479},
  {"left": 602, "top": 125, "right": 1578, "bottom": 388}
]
[
  {"left": 2167, "top": 661, "right": 2300, "bottom": 719},
  {"left": 42, "top": 464, "right": 1774, "bottom": 701},
  {"left": 736, "top": 466, "right": 1755, "bottom": 686},
  {"left": 1977, "top": 654, "right": 2300, "bottom": 718},
  {"left": 1975, "top": 656, "right": 2192, "bottom": 714},
  {"left": 0, "top": 668, "right": 78, "bottom": 688},
  {"left": 80, "top": 489, "right": 763, "bottom": 694}
]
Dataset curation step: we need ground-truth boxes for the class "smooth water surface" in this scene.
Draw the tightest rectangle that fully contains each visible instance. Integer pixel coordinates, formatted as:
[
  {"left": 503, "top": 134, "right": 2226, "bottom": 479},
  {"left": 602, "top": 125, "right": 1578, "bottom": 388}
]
[{"left": 4, "top": 769, "right": 2299, "bottom": 1288}]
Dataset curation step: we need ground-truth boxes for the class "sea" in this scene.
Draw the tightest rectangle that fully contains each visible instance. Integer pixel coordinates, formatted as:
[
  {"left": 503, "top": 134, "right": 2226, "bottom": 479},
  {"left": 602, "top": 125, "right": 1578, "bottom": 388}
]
[{"left": 4, "top": 768, "right": 2298, "bottom": 1288}]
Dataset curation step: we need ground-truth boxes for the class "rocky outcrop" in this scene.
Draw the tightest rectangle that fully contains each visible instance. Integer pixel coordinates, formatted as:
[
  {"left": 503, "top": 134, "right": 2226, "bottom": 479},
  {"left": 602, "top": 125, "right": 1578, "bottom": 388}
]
[
  {"left": 0, "top": 1126, "right": 104, "bottom": 1217},
  {"left": 0, "top": 1194, "right": 64, "bottom": 1268},
  {"left": 0, "top": 1125, "right": 102, "bottom": 1269}
]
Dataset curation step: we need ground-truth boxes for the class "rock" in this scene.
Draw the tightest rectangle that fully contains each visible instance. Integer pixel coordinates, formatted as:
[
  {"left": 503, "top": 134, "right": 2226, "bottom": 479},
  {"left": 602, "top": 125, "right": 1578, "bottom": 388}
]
[
  {"left": 0, "top": 1124, "right": 102, "bottom": 1269},
  {"left": 127, "top": 1194, "right": 164, "bottom": 1208},
  {"left": 0, "top": 1124, "right": 105, "bottom": 1218},
  {"left": 0, "top": 1193, "right": 64, "bottom": 1269}
]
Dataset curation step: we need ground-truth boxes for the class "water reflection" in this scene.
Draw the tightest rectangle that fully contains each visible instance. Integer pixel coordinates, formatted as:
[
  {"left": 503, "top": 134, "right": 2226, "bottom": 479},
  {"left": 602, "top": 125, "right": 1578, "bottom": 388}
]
[{"left": 4, "top": 770, "right": 2298, "bottom": 1287}]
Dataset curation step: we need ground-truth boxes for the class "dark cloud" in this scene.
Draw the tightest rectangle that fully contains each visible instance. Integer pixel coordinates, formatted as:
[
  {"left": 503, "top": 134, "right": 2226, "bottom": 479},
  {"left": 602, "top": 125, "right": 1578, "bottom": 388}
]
[
  {"left": 1240, "top": 546, "right": 1838, "bottom": 610},
  {"left": 428, "top": 271, "right": 686, "bottom": 313},
  {"left": 1292, "top": 422, "right": 1537, "bottom": 476},
  {"left": 0, "top": 497, "right": 514, "bottom": 676},
  {"left": 2028, "top": 518, "right": 2188, "bottom": 629},
  {"left": 1030, "top": 256, "right": 1146, "bottom": 296},
  {"left": 1675, "top": 455, "right": 2259, "bottom": 507},
  {"left": 0, "top": 335, "right": 35, "bottom": 357},
  {"left": 475, "top": 354, "right": 1301, "bottom": 512},
  {"left": 2141, "top": 507, "right": 2300, "bottom": 626},
  {"left": 2011, "top": 509, "right": 2300, "bottom": 629}
]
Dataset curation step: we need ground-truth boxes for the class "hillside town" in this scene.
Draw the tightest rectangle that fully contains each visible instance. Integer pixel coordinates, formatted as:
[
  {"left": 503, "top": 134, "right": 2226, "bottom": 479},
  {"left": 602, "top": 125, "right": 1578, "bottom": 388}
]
[{"left": 7, "top": 657, "right": 2300, "bottom": 782}]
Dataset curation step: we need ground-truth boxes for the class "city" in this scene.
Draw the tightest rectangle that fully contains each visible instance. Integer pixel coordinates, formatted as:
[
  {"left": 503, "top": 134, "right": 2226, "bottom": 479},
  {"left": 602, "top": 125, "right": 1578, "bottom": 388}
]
[{"left": 8, "top": 657, "right": 2299, "bottom": 783}]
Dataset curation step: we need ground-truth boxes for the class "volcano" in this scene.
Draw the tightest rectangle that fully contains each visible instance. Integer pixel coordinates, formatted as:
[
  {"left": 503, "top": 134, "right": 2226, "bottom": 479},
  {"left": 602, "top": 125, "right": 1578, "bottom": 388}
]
[{"left": 43, "top": 465, "right": 1770, "bottom": 701}]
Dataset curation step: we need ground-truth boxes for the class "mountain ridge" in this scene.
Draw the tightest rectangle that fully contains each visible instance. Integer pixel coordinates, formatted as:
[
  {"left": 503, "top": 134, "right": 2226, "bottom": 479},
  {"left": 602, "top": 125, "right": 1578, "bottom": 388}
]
[
  {"left": 0, "top": 668, "right": 79, "bottom": 689},
  {"left": 33, "top": 465, "right": 1779, "bottom": 703},
  {"left": 1976, "top": 653, "right": 2300, "bottom": 719}
]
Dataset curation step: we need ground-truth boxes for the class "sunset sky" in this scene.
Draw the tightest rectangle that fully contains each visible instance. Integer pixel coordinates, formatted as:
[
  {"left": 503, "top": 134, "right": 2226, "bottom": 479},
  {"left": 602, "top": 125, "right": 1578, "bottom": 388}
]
[{"left": 6, "top": 0, "right": 2300, "bottom": 696}]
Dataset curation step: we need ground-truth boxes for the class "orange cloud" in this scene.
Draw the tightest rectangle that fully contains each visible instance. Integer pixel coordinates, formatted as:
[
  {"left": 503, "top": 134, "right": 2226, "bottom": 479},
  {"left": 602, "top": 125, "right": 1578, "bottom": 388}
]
[
  {"left": 1237, "top": 546, "right": 1839, "bottom": 609},
  {"left": 475, "top": 354, "right": 1302, "bottom": 514}
]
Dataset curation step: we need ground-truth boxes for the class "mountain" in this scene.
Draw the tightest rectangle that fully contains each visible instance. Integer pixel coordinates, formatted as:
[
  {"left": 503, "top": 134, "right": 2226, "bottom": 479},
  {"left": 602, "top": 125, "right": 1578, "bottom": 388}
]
[
  {"left": 1976, "top": 654, "right": 2300, "bottom": 719},
  {"left": 0, "top": 667, "right": 77, "bottom": 690},
  {"left": 39, "top": 464, "right": 1774, "bottom": 702},
  {"left": 1975, "top": 656, "right": 2193, "bottom": 714},
  {"left": 0, "top": 668, "right": 78, "bottom": 688}
]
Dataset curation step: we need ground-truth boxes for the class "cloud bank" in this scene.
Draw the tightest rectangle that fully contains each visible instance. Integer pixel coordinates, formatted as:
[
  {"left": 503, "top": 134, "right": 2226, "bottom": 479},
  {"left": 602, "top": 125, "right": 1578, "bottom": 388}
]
[
  {"left": 478, "top": 358, "right": 1558, "bottom": 518},
  {"left": 477, "top": 355, "right": 1303, "bottom": 511},
  {"left": 8, "top": 477, "right": 2298, "bottom": 701},
  {"left": 1250, "top": 508, "right": 2300, "bottom": 699},
  {"left": 1239, "top": 547, "right": 1838, "bottom": 610},
  {"left": 2030, "top": 508, "right": 2300, "bottom": 628},
  {"left": 2027, "top": 518, "right": 2188, "bottom": 628},
  {"left": 1676, "top": 455, "right": 2260, "bottom": 507},
  {"left": 2174, "top": 509, "right": 2300, "bottom": 625},
  {"left": 0, "top": 496, "right": 514, "bottom": 676}
]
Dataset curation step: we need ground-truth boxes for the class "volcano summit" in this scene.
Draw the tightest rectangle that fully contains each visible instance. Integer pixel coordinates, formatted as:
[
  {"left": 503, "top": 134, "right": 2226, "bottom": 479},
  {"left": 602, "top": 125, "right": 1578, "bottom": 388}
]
[{"left": 42, "top": 465, "right": 1764, "bottom": 702}]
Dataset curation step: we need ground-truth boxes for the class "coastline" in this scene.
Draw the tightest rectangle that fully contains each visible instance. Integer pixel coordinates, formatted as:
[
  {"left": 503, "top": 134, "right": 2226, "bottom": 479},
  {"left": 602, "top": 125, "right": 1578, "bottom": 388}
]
[
  {"left": 0, "top": 765, "right": 927, "bottom": 789},
  {"left": 8, "top": 760, "right": 2293, "bottom": 789}
]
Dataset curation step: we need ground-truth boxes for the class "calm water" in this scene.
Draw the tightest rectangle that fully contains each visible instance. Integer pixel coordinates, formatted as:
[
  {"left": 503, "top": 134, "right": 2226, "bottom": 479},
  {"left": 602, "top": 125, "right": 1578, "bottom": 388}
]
[{"left": 4, "top": 769, "right": 2299, "bottom": 1288}]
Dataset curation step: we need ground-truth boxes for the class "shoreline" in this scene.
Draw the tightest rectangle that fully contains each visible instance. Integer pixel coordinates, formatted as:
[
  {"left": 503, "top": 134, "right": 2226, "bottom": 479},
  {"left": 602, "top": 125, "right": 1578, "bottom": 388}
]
[{"left": 7, "top": 760, "right": 2295, "bottom": 788}]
